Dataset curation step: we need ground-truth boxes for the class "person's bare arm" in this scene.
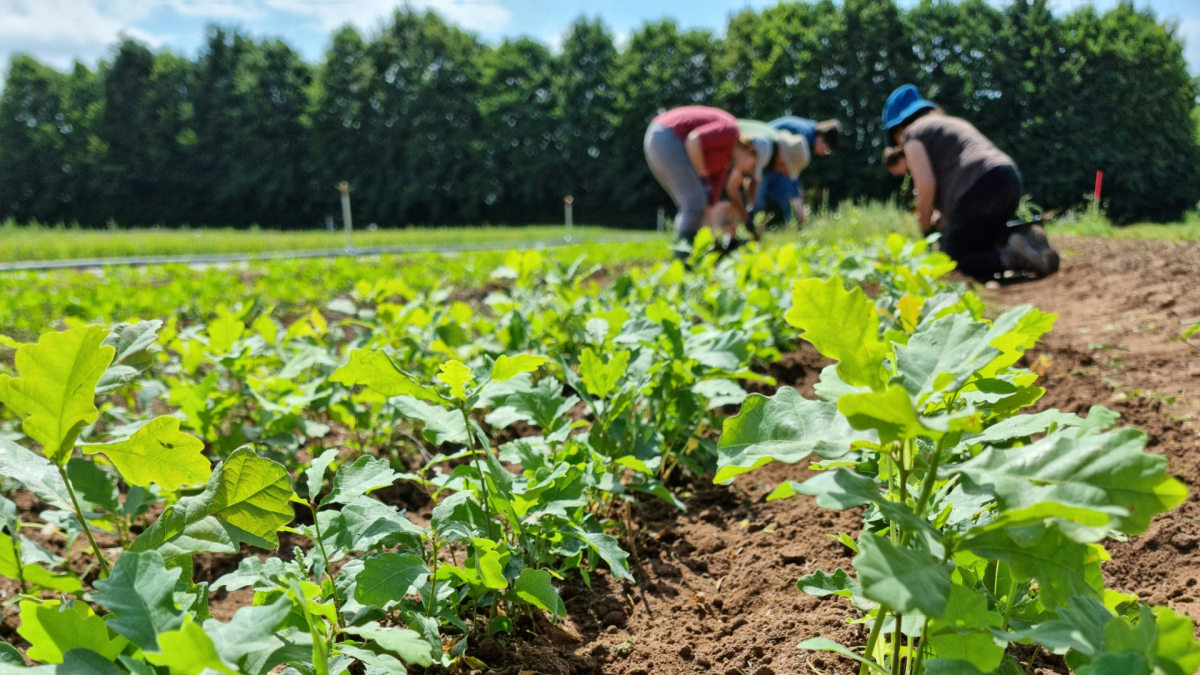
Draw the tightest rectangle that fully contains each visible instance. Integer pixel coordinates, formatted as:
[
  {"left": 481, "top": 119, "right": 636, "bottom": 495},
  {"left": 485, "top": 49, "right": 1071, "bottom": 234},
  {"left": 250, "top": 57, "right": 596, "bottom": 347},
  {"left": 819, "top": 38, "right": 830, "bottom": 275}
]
[
  {"left": 903, "top": 140, "right": 936, "bottom": 234},
  {"left": 725, "top": 169, "right": 749, "bottom": 222},
  {"left": 685, "top": 133, "right": 709, "bottom": 177}
]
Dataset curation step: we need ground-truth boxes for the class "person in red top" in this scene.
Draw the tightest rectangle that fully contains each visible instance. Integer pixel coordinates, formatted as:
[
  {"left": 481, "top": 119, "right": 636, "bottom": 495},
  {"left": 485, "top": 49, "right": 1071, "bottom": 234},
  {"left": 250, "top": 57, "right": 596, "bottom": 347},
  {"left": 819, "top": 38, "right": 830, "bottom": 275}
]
[{"left": 644, "top": 106, "right": 758, "bottom": 252}]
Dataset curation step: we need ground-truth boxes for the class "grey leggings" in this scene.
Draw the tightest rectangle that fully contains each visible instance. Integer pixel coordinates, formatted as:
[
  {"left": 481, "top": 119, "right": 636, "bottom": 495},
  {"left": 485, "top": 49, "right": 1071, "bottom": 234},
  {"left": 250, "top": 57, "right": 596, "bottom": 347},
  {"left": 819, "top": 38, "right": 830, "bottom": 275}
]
[{"left": 644, "top": 123, "right": 707, "bottom": 241}]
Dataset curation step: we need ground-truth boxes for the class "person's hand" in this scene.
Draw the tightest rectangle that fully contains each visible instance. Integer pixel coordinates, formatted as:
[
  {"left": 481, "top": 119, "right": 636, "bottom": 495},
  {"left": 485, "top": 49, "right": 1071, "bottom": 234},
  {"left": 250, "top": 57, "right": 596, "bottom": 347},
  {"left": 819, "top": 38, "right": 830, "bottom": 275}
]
[{"left": 931, "top": 210, "right": 945, "bottom": 231}]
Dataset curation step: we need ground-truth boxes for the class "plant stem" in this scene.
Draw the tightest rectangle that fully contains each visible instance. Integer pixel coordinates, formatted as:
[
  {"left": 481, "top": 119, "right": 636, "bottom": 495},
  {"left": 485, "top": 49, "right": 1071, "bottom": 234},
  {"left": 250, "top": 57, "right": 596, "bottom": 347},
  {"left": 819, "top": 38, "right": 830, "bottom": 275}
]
[
  {"left": 1002, "top": 571, "right": 1018, "bottom": 631},
  {"left": 459, "top": 405, "right": 497, "bottom": 541},
  {"left": 58, "top": 464, "right": 110, "bottom": 578},
  {"left": 10, "top": 533, "right": 27, "bottom": 594},
  {"left": 860, "top": 606, "right": 888, "bottom": 675},
  {"left": 911, "top": 619, "right": 930, "bottom": 675},
  {"left": 905, "top": 634, "right": 915, "bottom": 675},
  {"left": 427, "top": 535, "right": 440, "bottom": 620},
  {"left": 308, "top": 502, "right": 345, "bottom": 630},
  {"left": 891, "top": 612, "right": 903, "bottom": 675},
  {"left": 913, "top": 436, "right": 946, "bottom": 518}
]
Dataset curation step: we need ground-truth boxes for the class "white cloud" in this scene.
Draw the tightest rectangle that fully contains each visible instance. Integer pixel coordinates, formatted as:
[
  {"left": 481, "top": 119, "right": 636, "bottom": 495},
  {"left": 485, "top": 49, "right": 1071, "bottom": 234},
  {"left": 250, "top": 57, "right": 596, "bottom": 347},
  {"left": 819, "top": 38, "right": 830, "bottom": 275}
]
[
  {"left": 263, "top": 0, "right": 511, "bottom": 35},
  {"left": 1177, "top": 18, "right": 1200, "bottom": 75}
]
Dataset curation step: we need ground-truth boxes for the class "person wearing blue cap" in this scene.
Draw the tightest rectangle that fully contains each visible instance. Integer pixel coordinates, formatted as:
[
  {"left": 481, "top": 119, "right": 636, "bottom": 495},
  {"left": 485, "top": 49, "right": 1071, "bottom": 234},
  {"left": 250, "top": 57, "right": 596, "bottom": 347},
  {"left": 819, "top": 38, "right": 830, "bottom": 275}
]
[{"left": 880, "top": 84, "right": 1058, "bottom": 281}]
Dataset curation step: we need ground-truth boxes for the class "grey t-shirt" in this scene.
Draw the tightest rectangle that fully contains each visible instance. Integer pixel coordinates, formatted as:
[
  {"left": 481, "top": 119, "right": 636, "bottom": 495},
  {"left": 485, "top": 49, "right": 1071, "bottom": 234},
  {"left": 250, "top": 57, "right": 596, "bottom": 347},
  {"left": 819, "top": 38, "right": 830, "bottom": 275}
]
[{"left": 903, "top": 115, "right": 1014, "bottom": 218}]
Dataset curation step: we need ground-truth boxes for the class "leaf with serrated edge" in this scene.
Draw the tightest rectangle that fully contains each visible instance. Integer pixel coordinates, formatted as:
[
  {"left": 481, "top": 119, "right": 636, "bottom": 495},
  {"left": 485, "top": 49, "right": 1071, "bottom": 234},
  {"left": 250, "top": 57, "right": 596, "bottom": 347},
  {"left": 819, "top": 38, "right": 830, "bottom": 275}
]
[
  {"left": 0, "top": 326, "right": 115, "bottom": 464},
  {"left": 81, "top": 416, "right": 209, "bottom": 490},
  {"left": 17, "top": 600, "right": 127, "bottom": 664},
  {"left": 714, "top": 388, "right": 874, "bottom": 484},
  {"left": 854, "top": 534, "right": 952, "bottom": 617},
  {"left": 321, "top": 455, "right": 400, "bottom": 507},
  {"left": 785, "top": 277, "right": 886, "bottom": 389},
  {"left": 491, "top": 354, "right": 549, "bottom": 383},
  {"left": 144, "top": 620, "right": 236, "bottom": 675},
  {"left": 355, "top": 553, "right": 431, "bottom": 608},
  {"left": 342, "top": 622, "right": 434, "bottom": 666},
  {"left": 330, "top": 350, "right": 441, "bottom": 403},
  {"left": 211, "top": 448, "right": 295, "bottom": 548},
  {"left": 94, "top": 551, "right": 184, "bottom": 650}
]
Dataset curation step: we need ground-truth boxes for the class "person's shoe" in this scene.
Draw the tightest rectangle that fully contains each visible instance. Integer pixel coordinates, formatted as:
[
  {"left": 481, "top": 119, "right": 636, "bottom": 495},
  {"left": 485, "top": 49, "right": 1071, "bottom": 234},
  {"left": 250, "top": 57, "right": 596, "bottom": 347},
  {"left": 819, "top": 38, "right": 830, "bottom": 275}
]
[
  {"left": 1002, "top": 231, "right": 1054, "bottom": 277},
  {"left": 1026, "top": 226, "right": 1060, "bottom": 275}
]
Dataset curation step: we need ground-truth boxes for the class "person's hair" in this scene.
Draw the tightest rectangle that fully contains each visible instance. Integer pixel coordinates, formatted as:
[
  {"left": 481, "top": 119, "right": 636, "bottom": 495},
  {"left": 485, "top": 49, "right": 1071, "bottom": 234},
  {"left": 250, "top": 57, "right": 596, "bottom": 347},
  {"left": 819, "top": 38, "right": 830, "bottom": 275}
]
[
  {"left": 882, "top": 145, "right": 905, "bottom": 167},
  {"left": 734, "top": 133, "right": 757, "bottom": 155},
  {"left": 815, "top": 120, "right": 842, "bottom": 152}
]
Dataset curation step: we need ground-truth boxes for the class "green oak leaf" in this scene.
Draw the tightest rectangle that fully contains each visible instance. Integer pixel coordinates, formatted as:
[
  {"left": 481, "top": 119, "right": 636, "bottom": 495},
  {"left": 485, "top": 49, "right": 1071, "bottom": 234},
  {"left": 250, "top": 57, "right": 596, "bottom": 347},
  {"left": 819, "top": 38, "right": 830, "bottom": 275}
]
[
  {"left": 854, "top": 534, "right": 952, "bottom": 617},
  {"left": 203, "top": 598, "right": 294, "bottom": 672},
  {"left": 94, "top": 550, "right": 184, "bottom": 650},
  {"left": 436, "top": 360, "right": 474, "bottom": 400},
  {"left": 0, "top": 438, "right": 74, "bottom": 511},
  {"left": 1076, "top": 652, "right": 1151, "bottom": 675},
  {"left": 797, "top": 568, "right": 875, "bottom": 610},
  {"left": 330, "top": 350, "right": 441, "bottom": 403},
  {"left": 839, "top": 383, "right": 935, "bottom": 444},
  {"left": 66, "top": 458, "right": 121, "bottom": 513},
  {"left": 514, "top": 568, "right": 567, "bottom": 616},
  {"left": 319, "top": 495, "right": 424, "bottom": 552},
  {"left": 321, "top": 455, "right": 400, "bottom": 507},
  {"left": 81, "top": 416, "right": 209, "bottom": 490},
  {"left": 342, "top": 622, "right": 434, "bottom": 666},
  {"left": 58, "top": 648, "right": 126, "bottom": 675},
  {"left": 96, "top": 320, "right": 162, "bottom": 394},
  {"left": 714, "top": 388, "right": 874, "bottom": 484},
  {"left": 963, "top": 524, "right": 1103, "bottom": 608},
  {"left": 0, "top": 533, "right": 19, "bottom": 580},
  {"left": 566, "top": 529, "right": 633, "bottom": 582},
  {"left": 302, "top": 448, "right": 339, "bottom": 501},
  {"left": 958, "top": 427, "right": 1185, "bottom": 535},
  {"left": 1153, "top": 605, "right": 1200, "bottom": 675},
  {"left": 0, "top": 326, "right": 115, "bottom": 464},
  {"left": 144, "top": 620, "right": 236, "bottom": 675},
  {"left": 22, "top": 563, "right": 83, "bottom": 593},
  {"left": 922, "top": 660, "right": 987, "bottom": 675},
  {"left": 491, "top": 354, "right": 549, "bottom": 383},
  {"left": 927, "top": 584, "right": 1005, "bottom": 672},
  {"left": 785, "top": 277, "right": 887, "bottom": 389},
  {"left": 894, "top": 313, "right": 999, "bottom": 403},
  {"left": 969, "top": 409, "right": 1083, "bottom": 445},
  {"left": 477, "top": 549, "right": 507, "bottom": 590},
  {"left": 17, "top": 600, "right": 128, "bottom": 664},
  {"left": 355, "top": 553, "right": 431, "bottom": 608},
  {"left": 578, "top": 347, "right": 629, "bottom": 400},
  {"left": 211, "top": 448, "right": 296, "bottom": 548},
  {"left": 392, "top": 396, "right": 467, "bottom": 446}
]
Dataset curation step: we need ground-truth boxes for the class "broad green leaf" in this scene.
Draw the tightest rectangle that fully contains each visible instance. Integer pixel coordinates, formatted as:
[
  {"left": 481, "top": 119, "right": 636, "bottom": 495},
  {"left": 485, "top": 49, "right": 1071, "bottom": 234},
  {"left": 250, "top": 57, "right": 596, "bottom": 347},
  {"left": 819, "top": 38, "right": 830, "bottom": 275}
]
[
  {"left": 797, "top": 568, "right": 874, "bottom": 610},
  {"left": 436, "top": 360, "right": 474, "bottom": 400},
  {"left": 928, "top": 632, "right": 1004, "bottom": 672},
  {"left": 330, "top": 350, "right": 441, "bottom": 403},
  {"left": 59, "top": 648, "right": 126, "bottom": 675},
  {"left": 928, "top": 585, "right": 1005, "bottom": 672},
  {"left": 211, "top": 448, "right": 296, "bottom": 548},
  {"left": 0, "top": 533, "right": 18, "bottom": 580},
  {"left": 969, "top": 409, "right": 1083, "bottom": 445},
  {"left": 1153, "top": 605, "right": 1200, "bottom": 675},
  {"left": 515, "top": 568, "right": 566, "bottom": 616},
  {"left": 66, "top": 458, "right": 121, "bottom": 513},
  {"left": 0, "top": 439, "right": 73, "bottom": 511},
  {"left": 714, "top": 388, "right": 873, "bottom": 484},
  {"left": 96, "top": 320, "right": 162, "bottom": 394},
  {"left": 684, "top": 330, "right": 749, "bottom": 370},
  {"left": 320, "top": 495, "right": 424, "bottom": 553},
  {"left": 0, "top": 644, "right": 20, "bottom": 666},
  {"left": 94, "top": 550, "right": 183, "bottom": 650},
  {"left": 355, "top": 553, "right": 431, "bottom": 608},
  {"left": 321, "top": 455, "right": 400, "bottom": 507},
  {"left": 144, "top": 620, "right": 236, "bottom": 675},
  {"left": 922, "top": 660, "right": 987, "bottom": 675},
  {"left": 343, "top": 622, "right": 434, "bottom": 666},
  {"left": 22, "top": 563, "right": 83, "bottom": 593},
  {"left": 336, "top": 645, "right": 409, "bottom": 674},
  {"left": 477, "top": 549, "right": 507, "bottom": 590},
  {"left": 839, "top": 384, "right": 934, "bottom": 445},
  {"left": 578, "top": 347, "right": 629, "bottom": 400},
  {"left": 491, "top": 354, "right": 549, "bottom": 382},
  {"left": 0, "top": 326, "right": 115, "bottom": 463},
  {"left": 303, "top": 448, "right": 339, "bottom": 501},
  {"left": 895, "top": 313, "right": 998, "bottom": 403},
  {"left": 573, "top": 530, "right": 633, "bottom": 581},
  {"left": 979, "top": 307, "right": 1057, "bottom": 378},
  {"left": 790, "top": 468, "right": 880, "bottom": 509},
  {"left": 958, "top": 428, "right": 1185, "bottom": 535},
  {"left": 81, "top": 416, "right": 209, "bottom": 490},
  {"left": 963, "top": 524, "right": 1103, "bottom": 608},
  {"left": 785, "top": 277, "right": 886, "bottom": 389},
  {"left": 798, "top": 638, "right": 887, "bottom": 674},
  {"left": 691, "top": 378, "right": 749, "bottom": 410},
  {"left": 1076, "top": 652, "right": 1151, "bottom": 675},
  {"left": 392, "top": 396, "right": 467, "bottom": 446},
  {"left": 855, "top": 534, "right": 952, "bottom": 617},
  {"left": 18, "top": 600, "right": 128, "bottom": 664},
  {"left": 203, "top": 598, "right": 293, "bottom": 671}
]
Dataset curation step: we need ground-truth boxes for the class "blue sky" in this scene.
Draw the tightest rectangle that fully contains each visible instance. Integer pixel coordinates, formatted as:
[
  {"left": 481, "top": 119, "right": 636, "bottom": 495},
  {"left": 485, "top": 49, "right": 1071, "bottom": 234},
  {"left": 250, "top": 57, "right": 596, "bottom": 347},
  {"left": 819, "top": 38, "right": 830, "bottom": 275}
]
[{"left": 2, "top": 0, "right": 1197, "bottom": 78}]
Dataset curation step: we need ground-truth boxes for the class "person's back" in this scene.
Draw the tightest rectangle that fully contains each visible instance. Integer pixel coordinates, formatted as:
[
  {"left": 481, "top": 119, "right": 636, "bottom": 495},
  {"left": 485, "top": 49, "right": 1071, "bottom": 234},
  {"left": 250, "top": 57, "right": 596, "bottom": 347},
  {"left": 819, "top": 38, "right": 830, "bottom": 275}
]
[{"left": 902, "top": 114, "right": 1013, "bottom": 218}]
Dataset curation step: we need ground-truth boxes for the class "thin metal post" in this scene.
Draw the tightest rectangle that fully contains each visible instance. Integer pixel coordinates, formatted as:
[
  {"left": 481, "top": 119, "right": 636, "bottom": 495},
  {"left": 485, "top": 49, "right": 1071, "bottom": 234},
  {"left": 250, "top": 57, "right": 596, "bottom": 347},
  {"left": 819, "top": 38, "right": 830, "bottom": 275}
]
[
  {"left": 338, "top": 182, "right": 354, "bottom": 252},
  {"left": 564, "top": 196, "right": 574, "bottom": 242},
  {"left": 657, "top": 207, "right": 665, "bottom": 234}
]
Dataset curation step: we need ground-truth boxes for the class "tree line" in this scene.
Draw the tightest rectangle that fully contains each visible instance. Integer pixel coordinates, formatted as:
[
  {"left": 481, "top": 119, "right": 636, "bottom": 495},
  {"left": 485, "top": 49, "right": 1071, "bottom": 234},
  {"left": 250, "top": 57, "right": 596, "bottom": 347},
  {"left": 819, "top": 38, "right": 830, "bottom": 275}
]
[{"left": 1, "top": 0, "right": 1197, "bottom": 229}]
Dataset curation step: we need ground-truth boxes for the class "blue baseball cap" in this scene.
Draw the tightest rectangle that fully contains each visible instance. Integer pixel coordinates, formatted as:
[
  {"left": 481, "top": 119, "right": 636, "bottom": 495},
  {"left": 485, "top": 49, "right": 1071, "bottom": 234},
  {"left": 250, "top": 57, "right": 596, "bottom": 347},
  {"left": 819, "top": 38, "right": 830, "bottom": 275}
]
[{"left": 882, "top": 84, "right": 935, "bottom": 135}]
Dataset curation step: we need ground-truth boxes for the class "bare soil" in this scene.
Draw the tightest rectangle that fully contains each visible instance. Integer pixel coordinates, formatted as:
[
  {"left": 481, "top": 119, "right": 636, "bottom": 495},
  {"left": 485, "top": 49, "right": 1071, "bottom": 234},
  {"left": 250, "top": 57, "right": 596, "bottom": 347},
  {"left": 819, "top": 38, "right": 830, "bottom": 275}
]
[{"left": 3, "top": 235, "right": 1198, "bottom": 675}]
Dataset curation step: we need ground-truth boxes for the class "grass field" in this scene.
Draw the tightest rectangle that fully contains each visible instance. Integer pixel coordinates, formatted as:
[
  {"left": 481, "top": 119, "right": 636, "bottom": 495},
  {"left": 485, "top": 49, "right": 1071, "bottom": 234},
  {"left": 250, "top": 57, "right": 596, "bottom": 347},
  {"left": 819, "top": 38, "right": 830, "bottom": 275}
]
[{"left": 0, "top": 221, "right": 657, "bottom": 262}]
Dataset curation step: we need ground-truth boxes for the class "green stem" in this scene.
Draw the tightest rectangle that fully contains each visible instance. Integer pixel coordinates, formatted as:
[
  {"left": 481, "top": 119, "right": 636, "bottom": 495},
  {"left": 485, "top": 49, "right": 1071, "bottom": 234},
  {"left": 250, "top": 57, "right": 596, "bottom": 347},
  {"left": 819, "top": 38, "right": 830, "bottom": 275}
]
[
  {"left": 891, "top": 612, "right": 904, "bottom": 675},
  {"left": 10, "top": 532, "right": 26, "bottom": 594},
  {"left": 913, "top": 436, "right": 946, "bottom": 519},
  {"left": 1002, "top": 570, "right": 1018, "bottom": 631},
  {"left": 906, "top": 634, "right": 915, "bottom": 675},
  {"left": 308, "top": 502, "right": 345, "bottom": 630},
  {"left": 459, "top": 405, "right": 497, "bottom": 541},
  {"left": 860, "top": 606, "right": 888, "bottom": 675},
  {"left": 911, "top": 619, "right": 930, "bottom": 675},
  {"left": 427, "top": 534, "right": 440, "bottom": 620},
  {"left": 58, "top": 464, "right": 110, "bottom": 578}
]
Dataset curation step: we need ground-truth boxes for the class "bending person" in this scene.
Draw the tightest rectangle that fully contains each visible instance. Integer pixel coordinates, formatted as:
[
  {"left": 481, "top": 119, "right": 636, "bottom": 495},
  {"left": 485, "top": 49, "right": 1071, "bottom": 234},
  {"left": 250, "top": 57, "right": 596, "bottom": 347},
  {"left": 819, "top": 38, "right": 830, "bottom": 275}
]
[
  {"left": 644, "top": 106, "right": 758, "bottom": 251},
  {"left": 881, "top": 85, "right": 1058, "bottom": 281},
  {"left": 754, "top": 117, "right": 841, "bottom": 227},
  {"left": 722, "top": 119, "right": 810, "bottom": 240}
]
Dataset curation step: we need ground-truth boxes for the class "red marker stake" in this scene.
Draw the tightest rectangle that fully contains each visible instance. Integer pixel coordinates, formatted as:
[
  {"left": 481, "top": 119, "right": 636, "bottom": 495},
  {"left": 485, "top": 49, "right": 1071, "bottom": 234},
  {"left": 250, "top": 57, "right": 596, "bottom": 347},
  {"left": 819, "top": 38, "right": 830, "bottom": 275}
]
[{"left": 1094, "top": 170, "right": 1103, "bottom": 204}]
